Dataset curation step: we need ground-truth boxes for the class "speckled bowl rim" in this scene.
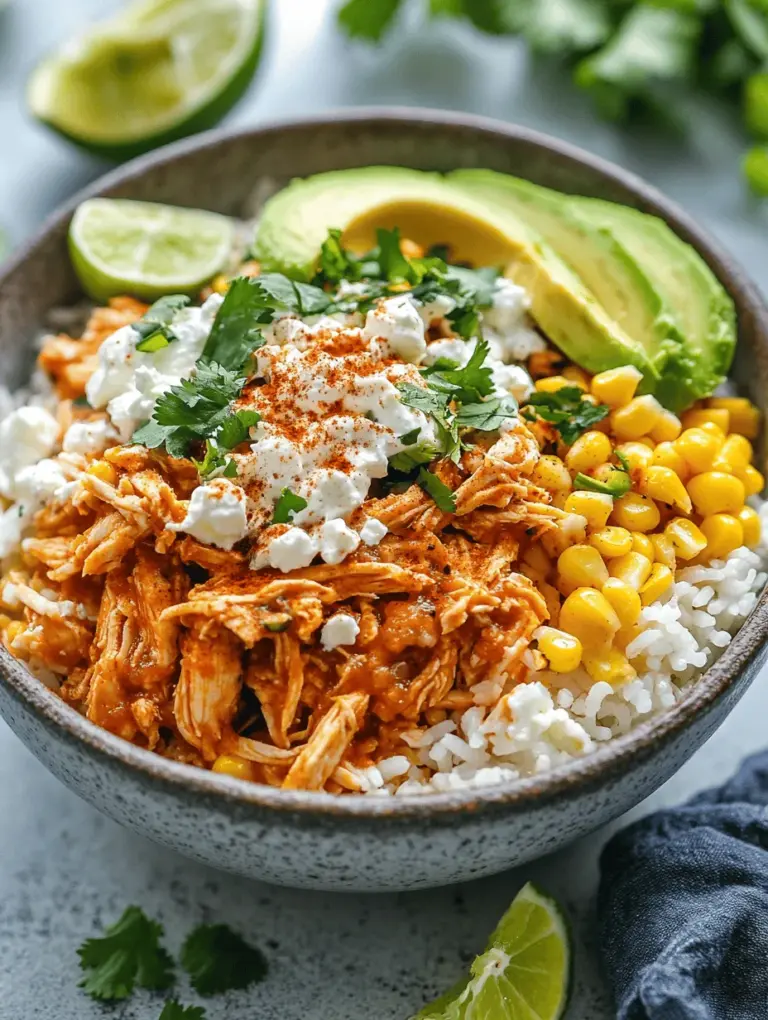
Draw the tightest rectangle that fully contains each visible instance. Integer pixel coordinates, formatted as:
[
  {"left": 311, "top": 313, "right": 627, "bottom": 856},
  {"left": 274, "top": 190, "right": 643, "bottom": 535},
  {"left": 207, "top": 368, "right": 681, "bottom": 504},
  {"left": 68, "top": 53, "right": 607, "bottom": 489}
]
[{"left": 1, "top": 107, "right": 767, "bottom": 828}]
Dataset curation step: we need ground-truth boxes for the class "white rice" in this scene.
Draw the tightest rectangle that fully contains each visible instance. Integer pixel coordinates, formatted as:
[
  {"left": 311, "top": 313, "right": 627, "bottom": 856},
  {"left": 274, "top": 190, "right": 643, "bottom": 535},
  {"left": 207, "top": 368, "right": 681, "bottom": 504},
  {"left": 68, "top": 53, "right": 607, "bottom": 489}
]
[{"left": 357, "top": 501, "right": 768, "bottom": 796}]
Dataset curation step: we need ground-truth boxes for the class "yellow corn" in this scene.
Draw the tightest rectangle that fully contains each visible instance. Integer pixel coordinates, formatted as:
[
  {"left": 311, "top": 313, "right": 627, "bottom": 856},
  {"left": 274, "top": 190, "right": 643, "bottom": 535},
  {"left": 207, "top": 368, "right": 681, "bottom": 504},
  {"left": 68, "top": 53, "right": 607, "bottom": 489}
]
[
  {"left": 715, "top": 434, "right": 753, "bottom": 471},
  {"left": 562, "top": 365, "right": 591, "bottom": 390},
  {"left": 615, "top": 441, "right": 654, "bottom": 473},
  {"left": 650, "top": 533, "right": 676, "bottom": 570},
  {"left": 649, "top": 409, "right": 682, "bottom": 443},
  {"left": 531, "top": 455, "right": 572, "bottom": 492},
  {"left": 601, "top": 577, "right": 642, "bottom": 627},
  {"left": 681, "top": 407, "right": 730, "bottom": 433},
  {"left": 590, "top": 365, "right": 643, "bottom": 408},
  {"left": 639, "top": 563, "right": 674, "bottom": 605},
  {"left": 737, "top": 505, "right": 761, "bottom": 547},
  {"left": 641, "top": 465, "right": 693, "bottom": 513},
  {"left": 708, "top": 397, "right": 760, "bottom": 439},
  {"left": 559, "top": 587, "right": 621, "bottom": 647},
  {"left": 700, "top": 513, "right": 745, "bottom": 560},
  {"left": 652, "top": 441, "right": 689, "bottom": 479},
  {"left": 687, "top": 471, "right": 746, "bottom": 516},
  {"left": 535, "top": 375, "right": 574, "bottom": 394},
  {"left": 564, "top": 490, "right": 614, "bottom": 531},
  {"left": 666, "top": 517, "right": 708, "bottom": 559},
  {"left": 401, "top": 238, "right": 425, "bottom": 259},
  {"left": 87, "top": 460, "right": 118, "bottom": 485},
  {"left": 212, "top": 755, "right": 255, "bottom": 781},
  {"left": 565, "top": 430, "right": 613, "bottom": 473},
  {"left": 732, "top": 463, "right": 764, "bottom": 497},
  {"left": 631, "top": 533, "right": 655, "bottom": 559},
  {"left": 535, "top": 626, "right": 583, "bottom": 672},
  {"left": 611, "top": 492, "right": 661, "bottom": 532},
  {"left": 610, "top": 395, "right": 665, "bottom": 440},
  {"left": 211, "top": 273, "right": 230, "bottom": 295},
  {"left": 557, "top": 544, "right": 609, "bottom": 595},
  {"left": 583, "top": 648, "right": 637, "bottom": 686},
  {"left": 609, "top": 551, "right": 653, "bottom": 589},
  {"left": 589, "top": 526, "right": 633, "bottom": 558},
  {"left": 675, "top": 427, "right": 721, "bottom": 474}
]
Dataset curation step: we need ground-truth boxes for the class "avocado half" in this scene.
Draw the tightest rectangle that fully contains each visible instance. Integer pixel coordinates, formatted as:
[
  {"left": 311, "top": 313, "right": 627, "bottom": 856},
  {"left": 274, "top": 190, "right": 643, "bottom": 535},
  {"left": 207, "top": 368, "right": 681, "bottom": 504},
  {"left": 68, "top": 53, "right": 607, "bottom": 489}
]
[{"left": 252, "top": 166, "right": 735, "bottom": 408}]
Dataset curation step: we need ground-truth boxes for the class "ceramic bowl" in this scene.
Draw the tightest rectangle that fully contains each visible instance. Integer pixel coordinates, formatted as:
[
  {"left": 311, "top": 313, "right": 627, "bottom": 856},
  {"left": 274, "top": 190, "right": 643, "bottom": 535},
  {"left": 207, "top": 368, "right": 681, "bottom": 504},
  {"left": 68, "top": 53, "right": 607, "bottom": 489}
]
[{"left": 1, "top": 110, "right": 767, "bottom": 892}]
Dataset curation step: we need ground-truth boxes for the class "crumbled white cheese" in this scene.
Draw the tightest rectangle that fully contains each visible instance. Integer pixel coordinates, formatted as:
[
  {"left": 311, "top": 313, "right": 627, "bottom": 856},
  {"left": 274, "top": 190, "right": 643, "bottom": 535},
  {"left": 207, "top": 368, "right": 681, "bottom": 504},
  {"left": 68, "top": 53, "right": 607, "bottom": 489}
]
[
  {"left": 0, "top": 508, "right": 24, "bottom": 560},
  {"left": 320, "top": 613, "right": 360, "bottom": 651},
  {"left": 483, "top": 277, "right": 546, "bottom": 362},
  {"left": 14, "top": 459, "right": 74, "bottom": 509},
  {"left": 257, "top": 526, "right": 319, "bottom": 572},
  {"left": 419, "top": 292, "right": 457, "bottom": 326},
  {"left": 363, "top": 294, "right": 426, "bottom": 364},
  {"left": 359, "top": 518, "right": 388, "bottom": 546},
  {"left": 0, "top": 406, "right": 60, "bottom": 499},
  {"left": 319, "top": 519, "right": 360, "bottom": 565},
  {"left": 167, "top": 479, "right": 247, "bottom": 550},
  {"left": 62, "top": 418, "right": 116, "bottom": 455}
]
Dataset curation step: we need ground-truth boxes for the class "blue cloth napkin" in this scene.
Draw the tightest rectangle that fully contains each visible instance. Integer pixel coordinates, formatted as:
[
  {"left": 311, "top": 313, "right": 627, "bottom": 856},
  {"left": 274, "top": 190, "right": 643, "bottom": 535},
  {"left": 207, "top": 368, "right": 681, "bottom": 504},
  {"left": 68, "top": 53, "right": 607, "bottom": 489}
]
[{"left": 597, "top": 750, "right": 768, "bottom": 1019}]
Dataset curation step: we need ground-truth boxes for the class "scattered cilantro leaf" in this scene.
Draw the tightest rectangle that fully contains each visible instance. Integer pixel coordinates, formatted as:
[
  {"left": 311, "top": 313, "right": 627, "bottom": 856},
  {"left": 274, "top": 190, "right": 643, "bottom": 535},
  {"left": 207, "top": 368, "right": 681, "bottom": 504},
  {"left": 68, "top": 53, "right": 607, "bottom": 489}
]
[
  {"left": 180, "top": 923, "right": 268, "bottom": 996},
  {"left": 192, "top": 440, "right": 231, "bottom": 479},
  {"left": 398, "top": 426, "right": 422, "bottom": 445},
  {"left": 272, "top": 488, "right": 308, "bottom": 525},
  {"left": 315, "top": 228, "right": 360, "bottom": 284},
  {"left": 389, "top": 441, "right": 438, "bottom": 472},
  {"left": 159, "top": 1002, "right": 206, "bottom": 1020},
  {"left": 574, "top": 470, "right": 631, "bottom": 497},
  {"left": 433, "top": 336, "right": 495, "bottom": 403},
  {"left": 134, "top": 295, "right": 190, "bottom": 353},
  {"left": 455, "top": 394, "right": 518, "bottom": 431},
  {"left": 524, "top": 386, "right": 609, "bottom": 445},
  {"left": 203, "top": 278, "right": 268, "bottom": 371},
  {"left": 77, "top": 906, "right": 174, "bottom": 1001},
  {"left": 217, "top": 408, "right": 261, "bottom": 450},
  {"left": 417, "top": 468, "right": 457, "bottom": 512},
  {"left": 338, "top": 0, "right": 404, "bottom": 39},
  {"left": 376, "top": 226, "right": 413, "bottom": 281}
]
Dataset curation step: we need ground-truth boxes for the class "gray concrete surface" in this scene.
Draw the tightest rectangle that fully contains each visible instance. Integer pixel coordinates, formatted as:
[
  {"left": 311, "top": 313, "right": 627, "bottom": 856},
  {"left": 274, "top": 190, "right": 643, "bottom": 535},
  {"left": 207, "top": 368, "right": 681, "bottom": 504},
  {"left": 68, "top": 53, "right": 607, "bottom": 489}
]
[{"left": 1, "top": 2, "right": 767, "bottom": 1017}]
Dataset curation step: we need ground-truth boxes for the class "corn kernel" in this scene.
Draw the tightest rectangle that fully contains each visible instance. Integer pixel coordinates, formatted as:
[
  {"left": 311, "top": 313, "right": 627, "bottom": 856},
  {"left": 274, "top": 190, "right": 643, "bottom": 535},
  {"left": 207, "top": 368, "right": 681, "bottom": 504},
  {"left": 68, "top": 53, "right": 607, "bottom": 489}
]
[
  {"left": 687, "top": 471, "right": 746, "bottom": 516},
  {"left": 610, "top": 395, "right": 665, "bottom": 440},
  {"left": 562, "top": 365, "right": 591, "bottom": 390},
  {"left": 700, "top": 514, "right": 745, "bottom": 560},
  {"left": 666, "top": 517, "right": 707, "bottom": 559},
  {"left": 737, "top": 505, "right": 761, "bottom": 547},
  {"left": 609, "top": 551, "right": 653, "bottom": 589},
  {"left": 732, "top": 463, "right": 764, "bottom": 497},
  {"left": 615, "top": 441, "right": 654, "bottom": 473},
  {"left": 531, "top": 455, "right": 572, "bottom": 493},
  {"left": 535, "top": 626, "right": 583, "bottom": 672},
  {"left": 631, "top": 533, "right": 655, "bottom": 559},
  {"left": 590, "top": 365, "right": 643, "bottom": 408},
  {"left": 681, "top": 407, "right": 730, "bottom": 433},
  {"left": 708, "top": 397, "right": 760, "bottom": 439},
  {"left": 652, "top": 441, "right": 689, "bottom": 478},
  {"left": 675, "top": 428, "right": 721, "bottom": 474},
  {"left": 212, "top": 754, "right": 255, "bottom": 781},
  {"left": 535, "top": 375, "right": 574, "bottom": 394},
  {"left": 565, "top": 430, "right": 613, "bottom": 474},
  {"left": 87, "top": 460, "right": 118, "bottom": 485},
  {"left": 639, "top": 563, "right": 674, "bottom": 605},
  {"left": 611, "top": 492, "right": 661, "bottom": 532},
  {"left": 523, "top": 544, "right": 551, "bottom": 576},
  {"left": 714, "top": 434, "right": 753, "bottom": 471},
  {"left": 563, "top": 490, "right": 614, "bottom": 531},
  {"left": 642, "top": 465, "right": 693, "bottom": 513},
  {"left": 557, "top": 544, "right": 609, "bottom": 595},
  {"left": 583, "top": 648, "right": 637, "bottom": 686},
  {"left": 601, "top": 577, "right": 642, "bottom": 627},
  {"left": 650, "top": 533, "right": 676, "bottom": 570},
  {"left": 400, "top": 238, "right": 425, "bottom": 259},
  {"left": 589, "top": 526, "right": 633, "bottom": 558},
  {"left": 649, "top": 409, "right": 682, "bottom": 443},
  {"left": 559, "top": 587, "right": 621, "bottom": 647},
  {"left": 211, "top": 273, "right": 230, "bottom": 295}
]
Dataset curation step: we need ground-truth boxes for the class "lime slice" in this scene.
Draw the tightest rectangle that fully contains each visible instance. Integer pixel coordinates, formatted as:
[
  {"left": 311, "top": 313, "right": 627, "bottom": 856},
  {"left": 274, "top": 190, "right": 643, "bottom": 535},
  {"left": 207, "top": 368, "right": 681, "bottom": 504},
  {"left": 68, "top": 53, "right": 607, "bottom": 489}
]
[
  {"left": 27, "top": 0, "right": 267, "bottom": 160},
  {"left": 414, "top": 883, "right": 571, "bottom": 1020},
  {"left": 69, "top": 198, "right": 235, "bottom": 302}
]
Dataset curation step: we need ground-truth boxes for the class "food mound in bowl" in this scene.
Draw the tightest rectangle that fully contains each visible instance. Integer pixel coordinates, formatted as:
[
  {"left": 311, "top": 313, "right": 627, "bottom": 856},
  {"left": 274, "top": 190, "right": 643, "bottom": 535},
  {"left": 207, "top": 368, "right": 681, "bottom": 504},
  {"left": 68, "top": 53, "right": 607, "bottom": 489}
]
[{"left": 0, "top": 168, "right": 765, "bottom": 796}]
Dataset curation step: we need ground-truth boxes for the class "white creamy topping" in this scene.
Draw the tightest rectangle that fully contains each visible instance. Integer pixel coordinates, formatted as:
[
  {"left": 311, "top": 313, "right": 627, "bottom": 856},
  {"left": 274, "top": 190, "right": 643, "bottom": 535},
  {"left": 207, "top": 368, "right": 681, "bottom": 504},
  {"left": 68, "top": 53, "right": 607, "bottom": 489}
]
[
  {"left": 62, "top": 418, "right": 117, "bottom": 455},
  {"left": 359, "top": 518, "right": 388, "bottom": 546},
  {"left": 484, "top": 278, "right": 547, "bottom": 362},
  {"left": 0, "top": 508, "right": 24, "bottom": 559},
  {"left": 255, "top": 526, "right": 319, "bottom": 572},
  {"left": 320, "top": 613, "right": 360, "bottom": 651},
  {"left": 363, "top": 294, "right": 427, "bottom": 364},
  {"left": 0, "top": 406, "right": 60, "bottom": 500},
  {"left": 319, "top": 519, "right": 360, "bottom": 565},
  {"left": 167, "top": 479, "right": 247, "bottom": 550}
]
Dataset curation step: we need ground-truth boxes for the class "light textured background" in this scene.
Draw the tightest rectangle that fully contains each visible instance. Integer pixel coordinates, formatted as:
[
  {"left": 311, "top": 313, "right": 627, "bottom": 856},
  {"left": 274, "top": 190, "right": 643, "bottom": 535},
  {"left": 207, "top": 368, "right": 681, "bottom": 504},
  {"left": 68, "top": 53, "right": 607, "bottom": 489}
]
[{"left": 1, "top": 2, "right": 767, "bottom": 1018}]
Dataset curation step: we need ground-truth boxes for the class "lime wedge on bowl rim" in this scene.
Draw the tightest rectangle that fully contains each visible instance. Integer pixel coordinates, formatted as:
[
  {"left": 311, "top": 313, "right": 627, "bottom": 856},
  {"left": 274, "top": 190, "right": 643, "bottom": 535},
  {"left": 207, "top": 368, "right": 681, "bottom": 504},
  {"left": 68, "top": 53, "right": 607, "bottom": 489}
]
[
  {"left": 27, "top": 0, "right": 267, "bottom": 160},
  {"left": 69, "top": 198, "right": 235, "bottom": 302},
  {"left": 414, "top": 883, "right": 571, "bottom": 1020}
]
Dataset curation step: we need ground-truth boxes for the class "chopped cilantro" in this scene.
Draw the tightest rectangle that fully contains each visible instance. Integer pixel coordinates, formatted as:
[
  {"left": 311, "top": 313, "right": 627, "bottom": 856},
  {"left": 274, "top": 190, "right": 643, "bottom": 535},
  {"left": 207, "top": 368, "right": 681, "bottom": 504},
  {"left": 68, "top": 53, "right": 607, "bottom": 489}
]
[
  {"left": 72, "top": 394, "right": 91, "bottom": 408},
  {"left": 134, "top": 295, "right": 190, "bottom": 353},
  {"left": 272, "top": 488, "right": 308, "bottom": 525},
  {"left": 433, "top": 336, "right": 495, "bottom": 403},
  {"left": 574, "top": 470, "right": 631, "bottom": 497},
  {"left": 417, "top": 467, "right": 457, "bottom": 513},
  {"left": 216, "top": 408, "right": 260, "bottom": 449},
  {"left": 398, "top": 426, "right": 422, "bottom": 445},
  {"left": 315, "top": 228, "right": 360, "bottom": 284},
  {"left": 455, "top": 394, "right": 518, "bottom": 431},
  {"left": 77, "top": 906, "right": 174, "bottom": 1001},
  {"left": 524, "top": 386, "right": 610, "bottom": 446},
  {"left": 389, "top": 441, "right": 438, "bottom": 473},
  {"left": 180, "top": 923, "right": 268, "bottom": 996},
  {"left": 376, "top": 226, "right": 414, "bottom": 281},
  {"left": 202, "top": 278, "right": 268, "bottom": 371},
  {"left": 159, "top": 1002, "right": 206, "bottom": 1020}
]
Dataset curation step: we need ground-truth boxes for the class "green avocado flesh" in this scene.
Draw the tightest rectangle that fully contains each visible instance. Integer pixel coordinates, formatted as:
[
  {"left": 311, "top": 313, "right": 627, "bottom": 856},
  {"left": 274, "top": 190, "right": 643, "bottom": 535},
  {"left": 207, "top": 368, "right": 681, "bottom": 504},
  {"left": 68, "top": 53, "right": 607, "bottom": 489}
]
[{"left": 252, "top": 166, "right": 736, "bottom": 410}]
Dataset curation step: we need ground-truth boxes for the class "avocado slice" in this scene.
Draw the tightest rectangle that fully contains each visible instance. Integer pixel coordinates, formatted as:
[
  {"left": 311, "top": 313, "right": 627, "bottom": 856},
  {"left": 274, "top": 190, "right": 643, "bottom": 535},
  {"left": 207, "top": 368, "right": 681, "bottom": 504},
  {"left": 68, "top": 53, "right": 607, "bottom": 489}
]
[
  {"left": 253, "top": 166, "right": 657, "bottom": 383},
  {"left": 450, "top": 169, "right": 735, "bottom": 410}
]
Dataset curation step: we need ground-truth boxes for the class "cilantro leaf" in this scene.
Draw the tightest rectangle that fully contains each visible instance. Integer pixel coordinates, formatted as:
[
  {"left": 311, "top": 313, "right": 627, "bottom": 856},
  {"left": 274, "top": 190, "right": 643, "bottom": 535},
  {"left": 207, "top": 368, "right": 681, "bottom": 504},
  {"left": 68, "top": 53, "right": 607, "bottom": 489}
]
[
  {"left": 398, "top": 426, "right": 422, "bottom": 445},
  {"left": 418, "top": 468, "right": 457, "bottom": 513},
  {"left": 272, "top": 488, "right": 308, "bottom": 525},
  {"left": 524, "top": 386, "right": 610, "bottom": 446},
  {"left": 338, "top": 0, "right": 404, "bottom": 40},
  {"left": 455, "top": 394, "right": 518, "bottom": 431},
  {"left": 574, "top": 470, "right": 631, "bottom": 497},
  {"left": 217, "top": 408, "right": 260, "bottom": 450},
  {"left": 134, "top": 295, "right": 191, "bottom": 353},
  {"left": 389, "top": 441, "right": 438, "bottom": 472},
  {"left": 315, "top": 228, "right": 360, "bottom": 284},
  {"left": 77, "top": 906, "right": 174, "bottom": 1001},
  {"left": 376, "top": 226, "right": 413, "bottom": 281},
  {"left": 203, "top": 278, "right": 268, "bottom": 371},
  {"left": 433, "top": 337, "right": 495, "bottom": 403},
  {"left": 180, "top": 923, "right": 268, "bottom": 996},
  {"left": 159, "top": 1002, "right": 206, "bottom": 1020},
  {"left": 397, "top": 381, "right": 451, "bottom": 418}
]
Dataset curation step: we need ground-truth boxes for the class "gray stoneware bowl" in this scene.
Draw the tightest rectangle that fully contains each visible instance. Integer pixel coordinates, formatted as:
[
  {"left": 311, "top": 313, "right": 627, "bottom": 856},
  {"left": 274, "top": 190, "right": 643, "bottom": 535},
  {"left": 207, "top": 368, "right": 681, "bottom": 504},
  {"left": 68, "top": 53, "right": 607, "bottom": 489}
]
[{"left": 1, "top": 110, "right": 767, "bottom": 892}]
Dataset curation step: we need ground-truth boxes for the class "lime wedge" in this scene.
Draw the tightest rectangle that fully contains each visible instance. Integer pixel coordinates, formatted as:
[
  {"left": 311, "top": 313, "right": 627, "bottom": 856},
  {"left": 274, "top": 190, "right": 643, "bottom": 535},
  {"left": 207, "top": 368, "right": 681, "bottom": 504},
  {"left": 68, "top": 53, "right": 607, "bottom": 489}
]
[
  {"left": 69, "top": 198, "right": 235, "bottom": 302},
  {"left": 28, "top": 0, "right": 267, "bottom": 160},
  {"left": 414, "top": 883, "right": 571, "bottom": 1020}
]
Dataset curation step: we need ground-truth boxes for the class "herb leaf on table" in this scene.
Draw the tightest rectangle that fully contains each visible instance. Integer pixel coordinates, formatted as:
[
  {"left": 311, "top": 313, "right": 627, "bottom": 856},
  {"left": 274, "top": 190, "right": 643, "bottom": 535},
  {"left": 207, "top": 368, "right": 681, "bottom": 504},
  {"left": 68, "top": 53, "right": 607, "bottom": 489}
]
[
  {"left": 180, "top": 923, "right": 268, "bottom": 996},
  {"left": 77, "top": 906, "right": 174, "bottom": 1001}
]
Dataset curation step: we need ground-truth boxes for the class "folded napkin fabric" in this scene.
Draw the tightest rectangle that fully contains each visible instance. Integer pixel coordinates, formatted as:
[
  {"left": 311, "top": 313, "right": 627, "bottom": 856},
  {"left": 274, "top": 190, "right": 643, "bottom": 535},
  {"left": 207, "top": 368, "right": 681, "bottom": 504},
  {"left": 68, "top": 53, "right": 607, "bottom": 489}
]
[{"left": 597, "top": 751, "right": 768, "bottom": 1019}]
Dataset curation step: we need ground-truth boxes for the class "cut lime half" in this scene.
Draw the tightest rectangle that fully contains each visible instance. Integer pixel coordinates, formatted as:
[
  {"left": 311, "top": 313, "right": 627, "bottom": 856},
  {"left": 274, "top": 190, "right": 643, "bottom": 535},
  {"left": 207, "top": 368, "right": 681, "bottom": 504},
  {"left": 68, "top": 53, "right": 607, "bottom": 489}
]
[
  {"left": 69, "top": 198, "right": 235, "bottom": 302},
  {"left": 415, "top": 883, "right": 571, "bottom": 1020},
  {"left": 28, "top": 0, "right": 267, "bottom": 160}
]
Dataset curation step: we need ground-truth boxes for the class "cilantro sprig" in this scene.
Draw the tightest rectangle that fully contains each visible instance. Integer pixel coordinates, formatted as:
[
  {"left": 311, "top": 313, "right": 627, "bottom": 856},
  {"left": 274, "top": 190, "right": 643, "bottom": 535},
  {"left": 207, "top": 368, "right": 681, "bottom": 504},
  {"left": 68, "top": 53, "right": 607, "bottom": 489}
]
[
  {"left": 134, "top": 295, "right": 191, "bottom": 353},
  {"left": 159, "top": 1003, "right": 206, "bottom": 1020},
  {"left": 522, "top": 385, "right": 609, "bottom": 446},
  {"left": 77, "top": 906, "right": 174, "bottom": 1001},
  {"left": 180, "top": 923, "right": 268, "bottom": 996},
  {"left": 418, "top": 467, "right": 457, "bottom": 512},
  {"left": 272, "top": 487, "right": 308, "bottom": 524}
]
